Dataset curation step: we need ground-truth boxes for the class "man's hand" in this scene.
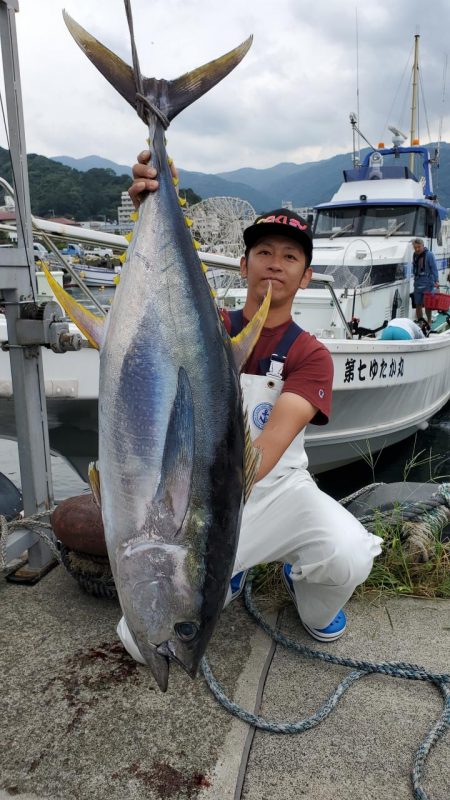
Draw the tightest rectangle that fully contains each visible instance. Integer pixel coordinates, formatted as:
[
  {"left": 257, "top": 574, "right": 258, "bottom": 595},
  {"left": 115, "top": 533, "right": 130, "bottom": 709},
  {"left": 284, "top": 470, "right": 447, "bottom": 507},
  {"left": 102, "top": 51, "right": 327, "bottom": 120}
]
[{"left": 128, "top": 149, "right": 179, "bottom": 208}]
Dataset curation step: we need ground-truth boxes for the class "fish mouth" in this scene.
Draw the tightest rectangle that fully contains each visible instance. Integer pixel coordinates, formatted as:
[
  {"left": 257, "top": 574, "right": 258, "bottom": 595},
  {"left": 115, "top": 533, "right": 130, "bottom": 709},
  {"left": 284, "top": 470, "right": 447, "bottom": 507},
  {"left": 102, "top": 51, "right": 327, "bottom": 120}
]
[
  {"left": 157, "top": 641, "right": 200, "bottom": 680},
  {"left": 139, "top": 641, "right": 170, "bottom": 692}
]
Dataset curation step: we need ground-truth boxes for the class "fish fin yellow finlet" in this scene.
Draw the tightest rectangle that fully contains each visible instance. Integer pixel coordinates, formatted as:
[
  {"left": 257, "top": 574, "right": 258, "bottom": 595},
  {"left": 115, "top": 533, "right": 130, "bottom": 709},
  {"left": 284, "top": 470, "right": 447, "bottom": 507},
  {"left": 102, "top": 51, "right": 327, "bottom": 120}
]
[
  {"left": 88, "top": 461, "right": 102, "bottom": 508},
  {"left": 41, "top": 264, "right": 105, "bottom": 350},
  {"left": 178, "top": 197, "right": 187, "bottom": 207},
  {"left": 129, "top": 210, "right": 138, "bottom": 221},
  {"left": 243, "top": 408, "right": 261, "bottom": 503},
  {"left": 230, "top": 282, "right": 272, "bottom": 372}
]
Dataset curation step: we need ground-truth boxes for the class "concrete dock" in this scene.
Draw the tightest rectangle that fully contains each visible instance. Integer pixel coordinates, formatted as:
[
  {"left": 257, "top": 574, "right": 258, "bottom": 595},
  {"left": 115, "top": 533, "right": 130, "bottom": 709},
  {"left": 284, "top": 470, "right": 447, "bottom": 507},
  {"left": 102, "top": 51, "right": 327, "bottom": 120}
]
[{"left": 1, "top": 564, "right": 449, "bottom": 800}]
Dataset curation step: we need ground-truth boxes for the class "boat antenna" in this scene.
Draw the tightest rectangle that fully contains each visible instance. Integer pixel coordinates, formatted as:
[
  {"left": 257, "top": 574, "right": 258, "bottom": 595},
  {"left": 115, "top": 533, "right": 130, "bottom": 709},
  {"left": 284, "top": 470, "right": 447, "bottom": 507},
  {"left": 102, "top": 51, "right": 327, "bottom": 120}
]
[
  {"left": 348, "top": 114, "right": 377, "bottom": 153},
  {"left": 409, "top": 32, "right": 420, "bottom": 174},
  {"left": 436, "top": 54, "right": 448, "bottom": 166},
  {"left": 355, "top": 8, "right": 361, "bottom": 165}
]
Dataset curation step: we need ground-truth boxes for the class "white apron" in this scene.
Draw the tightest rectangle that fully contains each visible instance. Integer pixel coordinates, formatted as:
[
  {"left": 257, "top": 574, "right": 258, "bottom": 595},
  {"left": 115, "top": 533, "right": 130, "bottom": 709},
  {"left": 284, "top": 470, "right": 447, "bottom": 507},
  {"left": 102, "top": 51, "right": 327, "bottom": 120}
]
[{"left": 241, "top": 356, "right": 309, "bottom": 482}]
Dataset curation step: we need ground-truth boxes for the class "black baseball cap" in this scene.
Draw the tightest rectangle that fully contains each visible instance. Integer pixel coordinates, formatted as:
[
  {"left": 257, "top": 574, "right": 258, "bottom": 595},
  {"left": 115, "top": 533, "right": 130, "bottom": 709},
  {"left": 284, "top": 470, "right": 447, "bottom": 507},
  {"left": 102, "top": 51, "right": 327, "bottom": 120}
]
[{"left": 243, "top": 208, "right": 313, "bottom": 265}]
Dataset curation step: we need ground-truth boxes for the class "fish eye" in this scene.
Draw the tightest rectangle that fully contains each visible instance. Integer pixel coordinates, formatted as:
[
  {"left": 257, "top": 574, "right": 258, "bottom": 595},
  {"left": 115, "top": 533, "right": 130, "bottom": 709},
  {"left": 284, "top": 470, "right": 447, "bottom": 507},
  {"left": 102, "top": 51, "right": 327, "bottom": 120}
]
[{"left": 174, "top": 621, "right": 198, "bottom": 642}]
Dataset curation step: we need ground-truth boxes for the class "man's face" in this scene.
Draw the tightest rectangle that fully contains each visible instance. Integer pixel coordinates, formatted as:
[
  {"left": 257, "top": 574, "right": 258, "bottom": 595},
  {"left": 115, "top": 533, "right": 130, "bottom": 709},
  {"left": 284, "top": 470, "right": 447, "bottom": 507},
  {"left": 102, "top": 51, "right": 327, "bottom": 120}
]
[
  {"left": 413, "top": 242, "right": 425, "bottom": 255},
  {"left": 240, "top": 234, "right": 312, "bottom": 307}
]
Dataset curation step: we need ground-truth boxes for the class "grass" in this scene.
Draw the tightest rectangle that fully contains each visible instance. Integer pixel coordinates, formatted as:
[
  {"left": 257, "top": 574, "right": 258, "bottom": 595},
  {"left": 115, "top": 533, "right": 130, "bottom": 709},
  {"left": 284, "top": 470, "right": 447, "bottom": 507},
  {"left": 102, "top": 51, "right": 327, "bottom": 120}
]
[
  {"left": 250, "top": 437, "right": 450, "bottom": 603},
  {"left": 250, "top": 509, "right": 450, "bottom": 606},
  {"left": 356, "top": 515, "right": 450, "bottom": 599}
]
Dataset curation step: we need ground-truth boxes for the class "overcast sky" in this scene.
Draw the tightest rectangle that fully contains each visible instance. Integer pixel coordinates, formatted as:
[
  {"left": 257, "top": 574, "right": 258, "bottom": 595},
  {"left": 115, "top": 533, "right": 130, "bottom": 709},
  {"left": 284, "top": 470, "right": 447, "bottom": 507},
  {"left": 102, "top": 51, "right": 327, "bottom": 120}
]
[{"left": 3, "top": 0, "right": 449, "bottom": 174}]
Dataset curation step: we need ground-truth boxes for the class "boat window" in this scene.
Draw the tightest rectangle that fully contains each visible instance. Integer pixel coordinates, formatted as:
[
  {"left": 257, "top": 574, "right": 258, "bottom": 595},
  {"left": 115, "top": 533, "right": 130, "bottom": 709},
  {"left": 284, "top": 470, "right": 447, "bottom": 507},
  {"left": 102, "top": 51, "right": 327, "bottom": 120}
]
[
  {"left": 314, "top": 207, "right": 359, "bottom": 238},
  {"left": 311, "top": 260, "right": 407, "bottom": 289},
  {"left": 414, "top": 207, "right": 427, "bottom": 237},
  {"left": 314, "top": 204, "right": 419, "bottom": 238},
  {"left": 360, "top": 205, "right": 416, "bottom": 236}
]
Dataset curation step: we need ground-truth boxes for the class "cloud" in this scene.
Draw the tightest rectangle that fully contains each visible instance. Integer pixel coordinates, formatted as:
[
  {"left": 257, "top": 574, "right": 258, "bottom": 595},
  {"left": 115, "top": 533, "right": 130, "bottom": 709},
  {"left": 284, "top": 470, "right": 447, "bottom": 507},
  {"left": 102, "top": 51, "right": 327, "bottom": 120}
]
[{"left": 0, "top": 0, "right": 447, "bottom": 174}]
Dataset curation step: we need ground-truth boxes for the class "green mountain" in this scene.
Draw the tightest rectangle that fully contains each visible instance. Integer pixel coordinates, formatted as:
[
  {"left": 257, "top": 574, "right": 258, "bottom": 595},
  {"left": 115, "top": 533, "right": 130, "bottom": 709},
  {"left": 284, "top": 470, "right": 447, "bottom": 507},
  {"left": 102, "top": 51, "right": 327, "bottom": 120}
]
[
  {"left": 177, "top": 169, "right": 273, "bottom": 210},
  {"left": 52, "top": 154, "right": 132, "bottom": 177},
  {"left": 0, "top": 147, "right": 131, "bottom": 221},
  {"left": 181, "top": 143, "right": 450, "bottom": 211},
  {"left": 5, "top": 141, "right": 448, "bottom": 223}
]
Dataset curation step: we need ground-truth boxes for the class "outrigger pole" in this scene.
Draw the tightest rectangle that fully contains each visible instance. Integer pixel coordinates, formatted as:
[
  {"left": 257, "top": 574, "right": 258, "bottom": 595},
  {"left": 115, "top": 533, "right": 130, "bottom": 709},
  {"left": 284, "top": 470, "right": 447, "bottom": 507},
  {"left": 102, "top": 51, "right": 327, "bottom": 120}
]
[
  {"left": 409, "top": 33, "right": 420, "bottom": 175},
  {"left": 0, "top": 1, "right": 81, "bottom": 581}
]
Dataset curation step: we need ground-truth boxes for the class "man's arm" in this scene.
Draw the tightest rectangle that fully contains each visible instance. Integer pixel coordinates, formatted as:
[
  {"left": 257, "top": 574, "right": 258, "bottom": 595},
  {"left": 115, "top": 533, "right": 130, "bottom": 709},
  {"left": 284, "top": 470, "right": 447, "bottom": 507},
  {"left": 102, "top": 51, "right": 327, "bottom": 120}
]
[{"left": 253, "top": 392, "right": 317, "bottom": 481}]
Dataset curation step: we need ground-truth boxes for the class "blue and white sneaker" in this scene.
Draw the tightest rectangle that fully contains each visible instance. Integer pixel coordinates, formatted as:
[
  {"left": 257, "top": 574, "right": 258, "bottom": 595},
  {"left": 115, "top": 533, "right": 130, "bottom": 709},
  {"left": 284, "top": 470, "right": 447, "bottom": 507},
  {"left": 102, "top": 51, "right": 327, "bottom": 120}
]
[
  {"left": 229, "top": 570, "right": 248, "bottom": 601},
  {"left": 282, "top": 563, "right": 347, "bottom": 642},
  {"left": 223, "top": 570, "right": 249, "bottom": 608}
]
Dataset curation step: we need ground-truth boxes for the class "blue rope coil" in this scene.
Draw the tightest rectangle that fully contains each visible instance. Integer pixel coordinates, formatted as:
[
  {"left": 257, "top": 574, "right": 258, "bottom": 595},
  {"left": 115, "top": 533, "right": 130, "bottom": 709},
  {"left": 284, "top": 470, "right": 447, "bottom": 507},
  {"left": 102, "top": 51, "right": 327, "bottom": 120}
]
[{"left": 201, "top": 572, "right": 450, "bottom": 800}]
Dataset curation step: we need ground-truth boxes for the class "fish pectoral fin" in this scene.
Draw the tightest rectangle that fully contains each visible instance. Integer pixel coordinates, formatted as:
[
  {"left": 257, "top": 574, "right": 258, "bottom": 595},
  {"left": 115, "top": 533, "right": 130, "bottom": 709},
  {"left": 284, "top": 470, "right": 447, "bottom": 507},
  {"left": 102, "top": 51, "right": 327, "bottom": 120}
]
[
  {"left": 243, "top": 408, "right": 262, "bottom": 503},
  {"left": 230, "top": 283, "right": 272, "bottom": 372},
  {"left": 88, "top": 461, "right": 101, "bottom": 508},
  {"left": 41, "top": 264, "right": 105, "bottom": 350},
  {"left": 152, "top": 367, "right": 194, "bottom": 537}
]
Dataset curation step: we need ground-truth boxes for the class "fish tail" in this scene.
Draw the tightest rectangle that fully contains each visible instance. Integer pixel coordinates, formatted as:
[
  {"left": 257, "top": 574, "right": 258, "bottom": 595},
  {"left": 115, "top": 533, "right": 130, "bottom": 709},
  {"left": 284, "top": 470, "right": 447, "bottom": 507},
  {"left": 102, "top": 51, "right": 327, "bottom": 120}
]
[{"left": 63, "top": 9, "right": 252, "bottom": 127}]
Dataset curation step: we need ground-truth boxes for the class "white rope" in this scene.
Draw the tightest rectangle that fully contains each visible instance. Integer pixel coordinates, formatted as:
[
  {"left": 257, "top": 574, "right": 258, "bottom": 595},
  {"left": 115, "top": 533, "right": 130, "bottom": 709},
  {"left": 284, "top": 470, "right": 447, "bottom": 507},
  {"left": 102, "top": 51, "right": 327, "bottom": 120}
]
[{"left": 0, "top": 508, "right": 60, "bottom": 571}]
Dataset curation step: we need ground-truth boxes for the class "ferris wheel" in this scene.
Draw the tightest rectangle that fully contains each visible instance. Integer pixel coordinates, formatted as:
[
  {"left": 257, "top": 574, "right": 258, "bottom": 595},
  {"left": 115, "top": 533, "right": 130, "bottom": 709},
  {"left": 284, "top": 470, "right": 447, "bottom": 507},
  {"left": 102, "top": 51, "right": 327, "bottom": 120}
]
[{"left": 189, "top": 196, "right": 256, "bottom": 258}]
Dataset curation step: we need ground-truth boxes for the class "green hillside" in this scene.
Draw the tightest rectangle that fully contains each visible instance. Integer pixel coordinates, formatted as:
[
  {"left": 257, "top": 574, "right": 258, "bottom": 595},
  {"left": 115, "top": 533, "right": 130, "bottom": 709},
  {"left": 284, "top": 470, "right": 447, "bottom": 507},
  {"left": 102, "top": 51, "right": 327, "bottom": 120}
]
[
  {"left": 0, "top": 147, "right": 131, "bottom": 222},
  {"left": 3, "top": 141, "right": 448, "bottom": 222}
]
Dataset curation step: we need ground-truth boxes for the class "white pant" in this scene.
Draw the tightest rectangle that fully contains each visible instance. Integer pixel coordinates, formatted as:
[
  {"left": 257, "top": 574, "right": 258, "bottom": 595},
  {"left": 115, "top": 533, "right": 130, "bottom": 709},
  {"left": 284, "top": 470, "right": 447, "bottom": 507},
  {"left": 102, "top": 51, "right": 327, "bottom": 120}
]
[{"left": 227, "top": 469, "right": 382, "bottom": 629}]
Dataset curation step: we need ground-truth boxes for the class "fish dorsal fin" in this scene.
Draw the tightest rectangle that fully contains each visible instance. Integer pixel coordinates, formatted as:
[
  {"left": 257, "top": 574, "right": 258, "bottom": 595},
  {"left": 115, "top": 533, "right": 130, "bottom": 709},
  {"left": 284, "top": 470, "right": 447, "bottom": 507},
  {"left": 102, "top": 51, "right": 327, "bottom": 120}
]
[
  {"left": 63, "top": 10, "right": 252, "bottom": 126},
  {"left": 88, "top": 461, "right": 102, "bottom": 508},
  {"left": 152, "top": 367, "right": 194, "bottom": 538},
  {"left": 243, "top": 407, "right": 261, "bottom": 503},
  {"left": 42, "top": 264, "right": 105, "bottom": 350},
  {"left": 230, "top": 283, "right": 272, "bottom": 372}
]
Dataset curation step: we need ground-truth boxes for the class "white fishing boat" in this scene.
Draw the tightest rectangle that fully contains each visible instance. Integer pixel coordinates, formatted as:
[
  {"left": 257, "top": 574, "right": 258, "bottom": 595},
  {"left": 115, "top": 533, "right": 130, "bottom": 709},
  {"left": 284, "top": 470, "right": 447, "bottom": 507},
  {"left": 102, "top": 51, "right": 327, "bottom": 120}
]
[{"left": 68, "top": 261, "right": 120, "bottom": 287}]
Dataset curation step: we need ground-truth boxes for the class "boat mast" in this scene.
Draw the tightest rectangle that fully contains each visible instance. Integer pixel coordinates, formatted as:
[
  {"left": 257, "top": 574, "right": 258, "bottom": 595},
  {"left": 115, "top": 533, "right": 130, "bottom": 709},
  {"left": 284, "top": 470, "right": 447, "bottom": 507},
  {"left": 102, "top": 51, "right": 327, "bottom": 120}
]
[{"left": 409, "top": 33, "right": 420, "bottom": 174}]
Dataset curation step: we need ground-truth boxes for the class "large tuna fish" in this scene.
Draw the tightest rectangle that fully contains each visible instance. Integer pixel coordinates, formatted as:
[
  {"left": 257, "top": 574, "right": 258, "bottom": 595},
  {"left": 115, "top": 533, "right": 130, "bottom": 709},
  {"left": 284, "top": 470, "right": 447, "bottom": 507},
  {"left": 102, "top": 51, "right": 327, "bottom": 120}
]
[{"left": 46, "top": 4, "right": 270, "bottom": 692}]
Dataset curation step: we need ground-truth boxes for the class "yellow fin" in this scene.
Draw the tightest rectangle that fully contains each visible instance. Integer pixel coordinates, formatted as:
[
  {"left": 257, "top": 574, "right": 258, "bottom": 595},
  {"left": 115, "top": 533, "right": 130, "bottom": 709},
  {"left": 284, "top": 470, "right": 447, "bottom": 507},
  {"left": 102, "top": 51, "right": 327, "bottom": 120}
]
[
  {"left": 178, "top": 196, "right": 187, "bottom": 206},
  {"left": 41, "top": 264, "right": 105, "bottom": 350},
  {"left": 243, "top": 408, "right": 261, "bottom": 503},
  {"left": 193, "top": 240, "right": 201, "bottom": 250},
  {"left": 185, "top": 216, "right": 193, "bottom": 227},
  {"left": 230, "top": 282, "right": 272, "bottom": 372},
  {"left": 119, "top": 252, "right": 127, "bottom": 264},
  {"left": 125, "top": 231, "right": 133, "bottom": 241},
  {"left": 129, "top": 210, "right": 138, "bottom": 221},
  {"left": 88, "top": 461, "right": 102, "bottom": 508}
]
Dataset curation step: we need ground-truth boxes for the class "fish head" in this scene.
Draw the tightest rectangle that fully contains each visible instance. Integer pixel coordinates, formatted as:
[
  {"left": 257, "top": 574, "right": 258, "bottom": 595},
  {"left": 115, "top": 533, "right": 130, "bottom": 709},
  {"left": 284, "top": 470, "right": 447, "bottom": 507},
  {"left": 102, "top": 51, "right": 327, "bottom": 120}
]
[{"left": 116, "top": 540, "right": 208, "bottom": 691}]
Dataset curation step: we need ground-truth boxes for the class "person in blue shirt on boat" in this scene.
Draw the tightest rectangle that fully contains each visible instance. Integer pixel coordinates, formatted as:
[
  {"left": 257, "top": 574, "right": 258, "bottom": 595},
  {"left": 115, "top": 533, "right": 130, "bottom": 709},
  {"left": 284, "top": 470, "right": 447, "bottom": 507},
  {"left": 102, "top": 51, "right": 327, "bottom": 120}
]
[{"left": 412, "top": 238, "right": 439, "bottom": 324}]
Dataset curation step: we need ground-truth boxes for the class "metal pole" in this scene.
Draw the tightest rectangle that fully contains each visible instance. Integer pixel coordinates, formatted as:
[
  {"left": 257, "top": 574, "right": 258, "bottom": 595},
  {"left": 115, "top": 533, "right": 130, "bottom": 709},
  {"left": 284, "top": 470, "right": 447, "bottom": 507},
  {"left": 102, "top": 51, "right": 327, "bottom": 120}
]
[
  {"left": 0, "top": 0, "right": 55, "bottom": 576},
  {"left": 409, "top": 34, "right": 420, "bottom": 175}
]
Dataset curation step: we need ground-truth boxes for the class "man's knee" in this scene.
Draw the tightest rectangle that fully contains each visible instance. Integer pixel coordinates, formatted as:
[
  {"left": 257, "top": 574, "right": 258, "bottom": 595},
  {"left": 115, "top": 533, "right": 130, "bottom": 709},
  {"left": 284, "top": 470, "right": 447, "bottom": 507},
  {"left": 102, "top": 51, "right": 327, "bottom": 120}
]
[{"left": 329, "top": 525, "right": 380, "bottom": 587}]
